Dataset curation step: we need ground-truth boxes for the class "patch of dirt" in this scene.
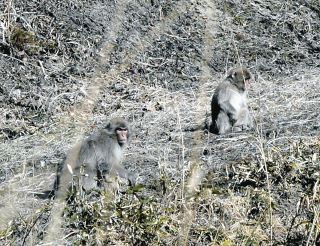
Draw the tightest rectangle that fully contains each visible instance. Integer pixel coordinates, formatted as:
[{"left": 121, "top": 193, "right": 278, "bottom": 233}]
[{"left": 0, "top": 0, "right": 319, "bottom": 245}]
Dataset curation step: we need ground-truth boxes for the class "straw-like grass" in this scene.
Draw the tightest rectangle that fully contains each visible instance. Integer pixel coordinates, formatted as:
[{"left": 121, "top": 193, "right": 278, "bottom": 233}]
[{"left": 0, "top": 0, "right": 319, "bottom": 245}]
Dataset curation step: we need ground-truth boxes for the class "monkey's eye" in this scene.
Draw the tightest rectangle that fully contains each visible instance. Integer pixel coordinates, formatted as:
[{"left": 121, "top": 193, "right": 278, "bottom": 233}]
[{"left": 116, "top": 128, "right": 127, "bottom": 132}]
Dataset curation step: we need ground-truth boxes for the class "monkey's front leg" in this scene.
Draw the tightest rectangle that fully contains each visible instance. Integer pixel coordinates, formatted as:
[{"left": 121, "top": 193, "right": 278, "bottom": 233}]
[
  {"left": 234, "top": 107, "right": 253, "bottom": 131},
  {"left": 77, "top": 164, "right": 99, "bottom": 191},
  {"left": 109, "top": 163, "right": 136, "bottom": 186}
]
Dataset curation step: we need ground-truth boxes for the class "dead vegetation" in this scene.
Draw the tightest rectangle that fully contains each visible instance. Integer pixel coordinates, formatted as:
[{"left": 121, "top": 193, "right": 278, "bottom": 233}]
[{"left": 0, "top": 0, "right": 319, "bottom": 245}]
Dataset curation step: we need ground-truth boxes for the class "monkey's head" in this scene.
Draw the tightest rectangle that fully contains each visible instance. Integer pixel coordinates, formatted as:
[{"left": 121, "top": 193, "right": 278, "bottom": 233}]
[
  {"left": 105, "top": 118, "right": 130, "bottom": 146},
  {"left": 228, "top": 66, "right": 252, "bottom": 90}
]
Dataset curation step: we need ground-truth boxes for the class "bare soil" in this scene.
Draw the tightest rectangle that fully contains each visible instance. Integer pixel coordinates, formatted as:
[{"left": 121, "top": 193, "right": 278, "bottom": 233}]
[{"left": 0, "top": 0, "right": 319, "bottom": 245}]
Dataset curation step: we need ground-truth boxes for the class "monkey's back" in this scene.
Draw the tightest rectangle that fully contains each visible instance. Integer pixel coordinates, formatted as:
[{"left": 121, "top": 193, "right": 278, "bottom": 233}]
[
  {"left": 78, "top": 130, "right": 122, "bottom": 172},
  {"left": 210, "top": 79, "right": 238, "bottom": 133},
  {"left": 211, "top": 80, "right": 232, "bottom": 118},
  {"left": 210, "top": 84, "right": 224, "bottom": 133}
]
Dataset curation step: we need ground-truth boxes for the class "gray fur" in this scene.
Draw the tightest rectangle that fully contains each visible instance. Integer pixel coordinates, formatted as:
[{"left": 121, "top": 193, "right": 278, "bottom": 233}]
[
  {"left": 210, "top": 67, "right": 253, "bottom": 134},
  {"left": 73, "top": 118, "right": 135, "bottom": 191}
]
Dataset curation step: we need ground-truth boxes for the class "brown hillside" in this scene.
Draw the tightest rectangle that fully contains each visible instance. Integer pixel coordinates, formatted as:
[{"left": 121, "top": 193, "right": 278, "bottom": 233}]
[{"left": 0, "top": 0, "right": 319, "bottom": 245}]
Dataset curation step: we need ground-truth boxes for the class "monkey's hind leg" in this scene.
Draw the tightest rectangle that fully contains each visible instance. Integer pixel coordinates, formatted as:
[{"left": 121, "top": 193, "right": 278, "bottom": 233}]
[
  {"left": 216, "top": 111, "right": 232, "bottom": 134},
  {"left": 234, "top": 108, "right": 253, "bottom": 131}
]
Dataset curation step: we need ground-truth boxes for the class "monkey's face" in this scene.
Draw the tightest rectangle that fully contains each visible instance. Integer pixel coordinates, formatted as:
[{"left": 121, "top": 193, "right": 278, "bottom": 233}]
[
  {"left": 232, "top": 67, "right": 252, "bottom": 89},
  {"left": 242, "top": 70, "right": 251, "bottom": 87},
  {"left": 106, "top": 118, "right": 130, "bottom": 146},
  {"left": 243, "top": 75, "right": 251, "bottom": 88},
  {"left": 237, "top": 71, "right": 251, "bottom": 83},
  {"left": 116, "top": 127, "right": 128, "bottom": 146}
]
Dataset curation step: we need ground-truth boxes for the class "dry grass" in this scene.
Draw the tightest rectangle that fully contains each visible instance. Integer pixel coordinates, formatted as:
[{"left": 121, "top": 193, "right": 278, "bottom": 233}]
[{"left": 0, "top": 0, "right": 319, "bottom": 245}]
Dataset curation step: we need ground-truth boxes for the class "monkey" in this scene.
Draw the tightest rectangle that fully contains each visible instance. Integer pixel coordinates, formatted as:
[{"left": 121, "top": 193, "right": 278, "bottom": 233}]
[
  {"left": 71, "top": 117, "right": 135, "bottom": 192},
  {"left": 210, "top": 66, "right": 253, "bottom": 134},
  {"left": 38, "top": 118, "right": 135, "bottom": 199},
  {"left": 40, "top": 118, "right": 135, "bottom": 243}
]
